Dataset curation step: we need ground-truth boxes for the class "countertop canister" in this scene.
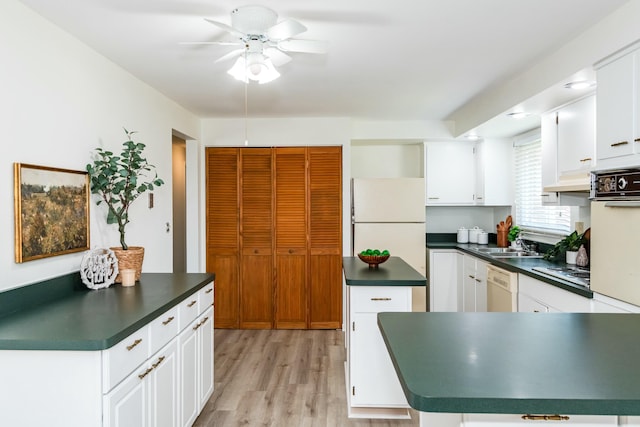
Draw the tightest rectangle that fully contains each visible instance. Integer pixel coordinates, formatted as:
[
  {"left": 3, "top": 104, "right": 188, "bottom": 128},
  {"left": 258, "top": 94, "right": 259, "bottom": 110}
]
[
  {"left": 469, "top": 226, "right": 482, "bottom": 243},
  {"left": 478, "top": 231, "right": 489, "bottom": 245},
  {"left": 457, "top": 227, "right": 469, "bottom": 243}
]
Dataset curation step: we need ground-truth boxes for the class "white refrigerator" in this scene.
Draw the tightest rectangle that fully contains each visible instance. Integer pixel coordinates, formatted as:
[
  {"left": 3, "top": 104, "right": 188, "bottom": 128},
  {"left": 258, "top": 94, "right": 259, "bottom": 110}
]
[{"left": 352, "top": 178, "right": 427, "bottom": 311}]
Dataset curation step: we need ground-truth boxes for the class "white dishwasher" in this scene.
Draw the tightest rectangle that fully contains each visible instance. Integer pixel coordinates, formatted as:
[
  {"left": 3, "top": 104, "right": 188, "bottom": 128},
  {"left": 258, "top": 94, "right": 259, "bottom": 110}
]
[{"left": 486, "top": 264, "right": 518, "bottom": 312}]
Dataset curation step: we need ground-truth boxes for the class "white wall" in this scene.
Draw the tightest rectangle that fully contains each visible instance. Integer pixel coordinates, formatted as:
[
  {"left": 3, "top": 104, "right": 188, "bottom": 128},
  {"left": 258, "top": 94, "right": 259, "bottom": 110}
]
[{"left": 0, "top": 0, "right": 200, "bottom": 291}]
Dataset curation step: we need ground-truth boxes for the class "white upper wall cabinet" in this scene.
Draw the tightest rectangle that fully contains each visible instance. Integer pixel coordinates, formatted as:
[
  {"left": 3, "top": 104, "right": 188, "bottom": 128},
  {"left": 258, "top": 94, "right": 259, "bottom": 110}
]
[
  {"left": 425, "top": 140, "right": 513, "bottom": 206},
  {"left": 595, "top": 44, "right": 640, "bottom": 169},
  {"left": 425, "top": 141, "right": 476, "bottom": 205},
  {"left": 557, "top": 95, "right": 596, "bottom": 175}
]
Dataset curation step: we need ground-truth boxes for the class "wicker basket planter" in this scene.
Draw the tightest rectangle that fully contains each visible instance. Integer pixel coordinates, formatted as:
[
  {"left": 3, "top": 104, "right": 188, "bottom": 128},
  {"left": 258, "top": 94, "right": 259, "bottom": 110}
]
[
  {"left": 357, "top": 253, "right": 390, "bottom": 268},
  {"left": 111, "top": 246, "right": 145, "bottom": 283}
]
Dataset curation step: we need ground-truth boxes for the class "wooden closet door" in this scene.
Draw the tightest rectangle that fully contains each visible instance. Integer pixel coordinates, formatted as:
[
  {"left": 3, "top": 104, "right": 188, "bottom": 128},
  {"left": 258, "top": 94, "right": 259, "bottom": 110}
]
[
  {"left": 308, "top": 147, "right": 343, "bottom": 329},
  {"left": 239, "top": 148, "right": 273, "bottom": 329},
  {"left": 206, "top": 148, "right": 239, "bottom": 329},
  {"left": 273, "top": 147, "right": 307, "bottom": 329}
]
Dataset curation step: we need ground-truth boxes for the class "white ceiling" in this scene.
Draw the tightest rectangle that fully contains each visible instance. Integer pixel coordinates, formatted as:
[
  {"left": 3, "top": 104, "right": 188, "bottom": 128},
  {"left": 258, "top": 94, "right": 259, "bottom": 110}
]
[{"left": 17, "top": 0, "right": 629, "bottom": 136}]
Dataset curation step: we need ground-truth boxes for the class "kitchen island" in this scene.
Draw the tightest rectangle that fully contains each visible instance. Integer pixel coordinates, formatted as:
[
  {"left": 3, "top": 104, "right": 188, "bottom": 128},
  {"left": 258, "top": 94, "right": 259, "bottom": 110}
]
[
  {"left": 343, "top": 256, "right": 426, "bottom": 419},
  {"left": 378, "top": 311, "right": 640, "bottom": 426}
]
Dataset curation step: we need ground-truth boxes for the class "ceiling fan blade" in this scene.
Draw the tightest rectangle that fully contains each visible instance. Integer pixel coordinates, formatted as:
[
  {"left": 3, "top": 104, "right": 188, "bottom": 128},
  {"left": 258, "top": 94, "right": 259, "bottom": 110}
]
[
  {"left": 215, "top": 49, "right": 246, "bottom": 63},
  {"left": 264, "top": 48, "right": 292, "bottom": 66},
  {"left": 179, "top": 41, "right": 243, "bottom": 46},
  {"left": 266, "top": 19, "right": 307, "bottom": 40},
  {"left": 277, "top": 39, "right": 328, "bottom": 54},
  {"left": 204, "top": 18, "right": 246, "bottom": 39}
]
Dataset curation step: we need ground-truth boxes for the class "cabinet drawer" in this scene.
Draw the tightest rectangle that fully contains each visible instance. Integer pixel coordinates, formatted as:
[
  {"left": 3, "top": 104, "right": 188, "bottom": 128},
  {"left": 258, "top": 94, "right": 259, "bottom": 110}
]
[
  {"left": 351, "top": 286, "right": 410, "bottom": 312},
  {"left": 148, "top": 305, "right": 179, "bottom": 356},
  {"left": 199, "top": 282, "right": 214, "bottom": 309},
  {"left": 463, "top": 413, "right": 617, "bottom": 425},
  {"left": 102, "top": 325, "right": 150, "bottom": 393},
  {"left": 179, "top": 292, "right": 200, "bottom": 330}
]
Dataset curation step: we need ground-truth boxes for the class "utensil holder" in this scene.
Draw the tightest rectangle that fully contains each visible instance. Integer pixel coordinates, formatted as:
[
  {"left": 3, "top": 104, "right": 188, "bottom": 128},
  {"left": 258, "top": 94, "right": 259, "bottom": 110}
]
[{"left": 497, "top": 230, "right": 508, "bottom": 247}]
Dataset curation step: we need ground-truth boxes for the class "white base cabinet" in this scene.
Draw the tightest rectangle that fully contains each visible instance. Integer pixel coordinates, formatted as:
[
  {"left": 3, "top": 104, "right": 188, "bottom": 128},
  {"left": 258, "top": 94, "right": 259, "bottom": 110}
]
[
  {"left": 104, "top": 339, "right": 179, "bottom": 427},
  {"left": 0, "top": 281, "right": 214, "bottom": 427},
  {"left": 428, "top": 249, "right": 461, "bottom": 312},
  {"left": 346, "top": 285, "right": 412, "bottom": 418},
  {"left": 462, "top": 255, "right": 487, "bottom": 312}
]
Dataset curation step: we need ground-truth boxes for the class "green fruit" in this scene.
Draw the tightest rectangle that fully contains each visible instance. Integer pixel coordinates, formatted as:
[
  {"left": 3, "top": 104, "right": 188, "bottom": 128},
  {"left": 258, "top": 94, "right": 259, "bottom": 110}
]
[
  {"left": 382, "top": 250, "right": 390, "bottom": 255},
  {"left": 373, "top": 249, "right": 381, "bottom": 255},
  {"left": 365, "top": 249, "right": 374, "bottom": 255}
]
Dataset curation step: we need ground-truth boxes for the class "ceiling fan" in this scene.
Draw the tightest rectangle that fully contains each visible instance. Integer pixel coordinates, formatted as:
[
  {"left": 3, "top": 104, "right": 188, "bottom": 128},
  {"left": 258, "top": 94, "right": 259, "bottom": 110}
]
[{"left": 187, "top": 5, "right": 328, "bottom": 83}]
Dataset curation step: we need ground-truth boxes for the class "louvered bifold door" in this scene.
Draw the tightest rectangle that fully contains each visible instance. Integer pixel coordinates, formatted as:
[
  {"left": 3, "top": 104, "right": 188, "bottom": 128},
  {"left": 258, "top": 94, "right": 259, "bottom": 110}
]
[
  {"left": 274, "top": 147, "right": 308, "bottom": 329},
  {"left": 239, "top": 148, "right": 274, "bottom": 329},
  {"left": 308, "top": 147, "right": 343, "bottom": 329},
  {"left": 206, "top": 148, "right": 240, "bottom": 328}
]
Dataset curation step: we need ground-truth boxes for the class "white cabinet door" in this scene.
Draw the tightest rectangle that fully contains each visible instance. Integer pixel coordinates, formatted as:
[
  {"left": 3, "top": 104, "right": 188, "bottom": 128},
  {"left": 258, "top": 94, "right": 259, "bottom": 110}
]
[
  {"left": 557, "top": 95, "right": 596, "bottom": 174},
  {"left": 148, "top": 340, "right": 179, "bottom": 427},
  {"left": 179, "top": 306, "right": 214, "bottom": 427},
  {"left": 462, "top": 255, "right": 487, "bottom": 312},
  {"left": 179, "top": 320, "right": 199, "bottom": 427},
  {"left": 426, "top": 142, "right": 475, "bottom": 205},
  {"left": 104, "top": 371, "right": 148, "bottom": 427},
  {"left": 351, "top": 311, "right": 407, "bottom": 407},
  {"left": 428, "top": 250, "right": 461, "bottom": 312},
  {"left": 596, "top": 52, "right": 635, "bottom": 162},
  {"left": 518, "top": 293, "right": 549, "bottom": 313},
  {"left": 198, "top": 307, "right": 215, "bottom": 409},
  {"left": 477, "top": 139, "right": 514, "bottom": 206}
]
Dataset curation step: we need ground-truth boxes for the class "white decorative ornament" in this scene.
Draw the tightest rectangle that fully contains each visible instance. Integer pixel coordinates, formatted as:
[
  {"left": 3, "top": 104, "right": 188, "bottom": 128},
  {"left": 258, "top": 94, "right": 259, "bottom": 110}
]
[{"left": 80, "top": 248, "right": 119, "bottom": 290}]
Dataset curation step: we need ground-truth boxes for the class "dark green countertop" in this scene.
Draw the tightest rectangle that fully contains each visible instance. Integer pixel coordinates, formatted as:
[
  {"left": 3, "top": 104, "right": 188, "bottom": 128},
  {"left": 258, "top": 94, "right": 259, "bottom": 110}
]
[
  {"left": 343, "top": 256, "right": 426, "bottom": 287},
  {"left": 0, "top": 273, "right": 214, "bottom": 351},
  {"left": 428, "top": 240, "right": 593, "bottom": 298},
  {"left": 378, "top": 312, "right": 640, "bottom": 415}
]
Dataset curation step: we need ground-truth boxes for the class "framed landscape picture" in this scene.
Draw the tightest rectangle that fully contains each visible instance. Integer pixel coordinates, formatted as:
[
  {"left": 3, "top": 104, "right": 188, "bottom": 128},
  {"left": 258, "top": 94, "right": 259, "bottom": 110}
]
[{"left": 14, "top": 163, "right": 90, "bottom": 263}]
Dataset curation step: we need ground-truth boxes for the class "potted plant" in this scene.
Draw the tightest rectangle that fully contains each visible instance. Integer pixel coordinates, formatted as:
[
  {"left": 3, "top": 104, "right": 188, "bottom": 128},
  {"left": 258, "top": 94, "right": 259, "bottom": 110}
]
[
  {"left": 86, "top": 128, "right": 164, "bottom": 281},
  {"left": 508, "top": 225, "right": 521, "bottom": 248},
  {"left": 543, "top": 230, "right": 586, "bottom": 264}
]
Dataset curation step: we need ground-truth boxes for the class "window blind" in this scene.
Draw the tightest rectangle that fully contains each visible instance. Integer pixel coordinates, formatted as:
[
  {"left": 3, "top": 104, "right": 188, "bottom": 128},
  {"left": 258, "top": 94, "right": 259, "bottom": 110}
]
[{"left": 514, "top": 139, "right": 571, "bottom": 234}]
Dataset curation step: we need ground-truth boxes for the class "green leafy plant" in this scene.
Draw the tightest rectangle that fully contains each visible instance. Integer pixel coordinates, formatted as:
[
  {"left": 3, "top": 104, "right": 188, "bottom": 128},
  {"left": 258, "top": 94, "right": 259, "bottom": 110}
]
[
  {"left": 507, "top": 226, "right": 521, "bottom": 243},
  {"left": 86, "top": 128, "right": 164, "bottom": 250},
  {"left": 543, "top": 230, "right": 586, "bottom": 261}
]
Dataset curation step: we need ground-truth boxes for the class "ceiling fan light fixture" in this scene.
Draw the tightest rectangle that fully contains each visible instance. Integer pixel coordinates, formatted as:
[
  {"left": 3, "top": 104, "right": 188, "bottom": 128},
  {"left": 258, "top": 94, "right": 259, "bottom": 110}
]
[{"left": 227, "top": 54, "right": 280, "bottom": 84}]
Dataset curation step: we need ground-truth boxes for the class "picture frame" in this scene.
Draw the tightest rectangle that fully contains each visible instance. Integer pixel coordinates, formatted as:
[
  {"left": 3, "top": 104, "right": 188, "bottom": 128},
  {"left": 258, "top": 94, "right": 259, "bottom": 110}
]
[{"left": 14, "top": 163, "right": 90, "bottom": 263}]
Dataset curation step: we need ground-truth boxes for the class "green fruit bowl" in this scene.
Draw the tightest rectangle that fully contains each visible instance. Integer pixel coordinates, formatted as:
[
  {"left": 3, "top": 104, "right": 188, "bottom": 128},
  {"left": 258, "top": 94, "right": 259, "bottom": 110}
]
[{"left": 357, "top": 253, "right": 390, "bottom": 268}]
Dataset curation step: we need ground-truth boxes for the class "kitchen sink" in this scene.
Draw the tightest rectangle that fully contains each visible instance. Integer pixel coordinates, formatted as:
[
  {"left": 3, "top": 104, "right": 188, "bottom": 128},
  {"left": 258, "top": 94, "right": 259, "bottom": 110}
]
[{"left": 470, "top": 247, "right": 543, "bottom": 258}]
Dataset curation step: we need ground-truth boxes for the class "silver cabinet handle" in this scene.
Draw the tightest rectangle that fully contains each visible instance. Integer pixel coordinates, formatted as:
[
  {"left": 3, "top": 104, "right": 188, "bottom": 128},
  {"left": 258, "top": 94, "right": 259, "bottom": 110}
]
[
  {"left": 370, "top": 297, "right": 392, "bottom": 301},
  {"left": 604, "top": 201, "right": 640, "bottom": 208}
]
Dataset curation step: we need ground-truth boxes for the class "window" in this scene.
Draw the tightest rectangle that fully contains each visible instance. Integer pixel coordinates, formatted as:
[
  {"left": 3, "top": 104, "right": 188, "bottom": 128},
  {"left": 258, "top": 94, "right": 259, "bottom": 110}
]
[{"left": 514, "top": 136, "right": 571, "bottom": 235}]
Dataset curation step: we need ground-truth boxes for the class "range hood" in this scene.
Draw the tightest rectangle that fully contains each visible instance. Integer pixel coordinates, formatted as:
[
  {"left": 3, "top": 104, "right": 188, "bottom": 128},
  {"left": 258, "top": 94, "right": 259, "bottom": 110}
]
[{"left": 543, "top": 172, "right": 590, "bottom": 192}]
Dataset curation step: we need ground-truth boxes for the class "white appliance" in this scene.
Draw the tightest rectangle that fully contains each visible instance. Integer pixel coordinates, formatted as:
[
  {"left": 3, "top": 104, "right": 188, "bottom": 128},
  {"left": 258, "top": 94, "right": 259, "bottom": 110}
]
[
  {"left": 352, "top": 178, "right": 426, "bottom": 311},
  {"left": 486, "top": 264, "right": 518, "bottom": 312},
  {"left": 590, "top": 168, "right": 640, "bottom": 306}
]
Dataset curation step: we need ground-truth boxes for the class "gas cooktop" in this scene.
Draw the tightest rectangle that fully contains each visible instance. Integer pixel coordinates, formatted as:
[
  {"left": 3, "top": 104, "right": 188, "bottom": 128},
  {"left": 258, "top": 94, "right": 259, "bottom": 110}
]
[{"left": 531, "top": 266, "right": 590, "bottom": 288}]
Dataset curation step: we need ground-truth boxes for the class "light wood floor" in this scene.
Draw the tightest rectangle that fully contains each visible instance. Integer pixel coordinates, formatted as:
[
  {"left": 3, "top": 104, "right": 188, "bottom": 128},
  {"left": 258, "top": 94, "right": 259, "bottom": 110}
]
[{"left": 193, "top": 329, "right": 419, "bottom": 427}]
